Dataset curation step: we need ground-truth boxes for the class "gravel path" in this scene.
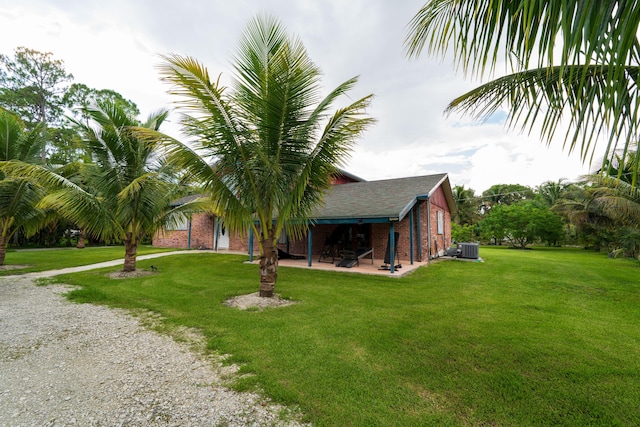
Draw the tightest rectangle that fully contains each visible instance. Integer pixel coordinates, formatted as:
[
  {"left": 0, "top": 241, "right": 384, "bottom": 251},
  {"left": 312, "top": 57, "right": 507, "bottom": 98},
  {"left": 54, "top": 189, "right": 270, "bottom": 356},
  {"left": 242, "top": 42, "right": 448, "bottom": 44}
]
[{"left": 0, "top": 275, "right": 306, "bottom": 426}]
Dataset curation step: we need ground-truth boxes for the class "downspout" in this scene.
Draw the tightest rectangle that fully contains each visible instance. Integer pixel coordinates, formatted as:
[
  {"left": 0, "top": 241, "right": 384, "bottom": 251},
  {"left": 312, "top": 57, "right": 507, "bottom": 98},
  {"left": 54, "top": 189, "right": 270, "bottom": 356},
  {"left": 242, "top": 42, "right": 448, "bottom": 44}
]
[
  {"left": 211, "top": 215, "right": 218, "bottom": 249},
  {"left": 187, "top": 216, "right": 192, "bottom": 250},
  {"left": 427, "top": 197, "right": 432, "bottom": 261},
  {"left": 248, "top": 227, "right": 254, "bottom": 262},
  {"left": 409, "top": 208, "right": 414, "bottom": 265},
  {"left": 417, "top": 202, "right": 422, "bottom": 262}
]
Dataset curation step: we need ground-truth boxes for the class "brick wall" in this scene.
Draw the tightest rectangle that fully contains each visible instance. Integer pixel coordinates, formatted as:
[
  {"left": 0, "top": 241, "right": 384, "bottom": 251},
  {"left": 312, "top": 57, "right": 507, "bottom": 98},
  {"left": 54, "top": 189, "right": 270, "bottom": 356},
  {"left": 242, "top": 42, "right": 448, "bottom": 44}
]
[{"left": 152, "top": 213, "right": 215, "bottom": 249}]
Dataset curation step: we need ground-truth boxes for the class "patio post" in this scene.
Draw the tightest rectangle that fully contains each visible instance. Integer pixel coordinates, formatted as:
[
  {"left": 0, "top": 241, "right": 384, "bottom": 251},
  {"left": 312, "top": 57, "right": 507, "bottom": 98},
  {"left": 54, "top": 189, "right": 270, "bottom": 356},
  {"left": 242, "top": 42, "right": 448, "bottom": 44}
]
[
  {"left": 390, "top": 222, "right": 396, "bottom": 274},
  {"left": 409, "top": 209, "right": 414, "bottom": 265},
  {"left": 248, "top": 227, "right": 254, "bottom": 262},
  {"left": 307, "top": 226, "right": 313, "bottom": 267},
  {"left": 417, "top": 202, "right": 422, "bottom": 262},
  {"left": 214, "top": 217, "right": 220, "bottom": 251}
]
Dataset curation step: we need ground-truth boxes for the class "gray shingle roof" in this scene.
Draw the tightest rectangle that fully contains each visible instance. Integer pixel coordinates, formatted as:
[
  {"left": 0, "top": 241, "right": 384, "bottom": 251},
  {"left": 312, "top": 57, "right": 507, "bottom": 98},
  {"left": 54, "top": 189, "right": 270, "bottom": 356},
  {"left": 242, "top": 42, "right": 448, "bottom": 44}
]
[
  {"left": 311, "top": 173, "right": 453, "bottom": 222},
  {"left": 170, "top": 194, "right": 203, "bottom": 207}
]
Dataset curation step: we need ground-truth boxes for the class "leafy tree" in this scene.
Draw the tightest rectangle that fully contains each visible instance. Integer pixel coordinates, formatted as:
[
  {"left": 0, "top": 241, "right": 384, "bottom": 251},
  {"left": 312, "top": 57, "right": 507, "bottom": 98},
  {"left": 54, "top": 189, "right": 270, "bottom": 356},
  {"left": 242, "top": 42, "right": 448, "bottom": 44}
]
[
  {"left": 406, "top": 1, "right": 640, "bottom": 177},
  {"left": 63, "top": 83, "right": 140, "bottom": 123},
  {"left": 0, "top": 109, "right": 48, "bottom": 264},
  {"left": 0, "top": 47, "right": 73, "bottom": 129},
  {"left": 479, "top": 200, "right": 564, "bottom": 249},
  {"left": 481, "top": 184, "right": 534, "bottom": 211},
  {"left": 48, "top": 84, "right": 141, "bottom": 166},
  {"left": 451, "top": 222, "right": 476, "bottom": 243},
  {"left": 155, "top": 15, "right": 374, "bottom": 297},
  {"left": 0, "top": 47, "right": 73, "bottom": 164}
]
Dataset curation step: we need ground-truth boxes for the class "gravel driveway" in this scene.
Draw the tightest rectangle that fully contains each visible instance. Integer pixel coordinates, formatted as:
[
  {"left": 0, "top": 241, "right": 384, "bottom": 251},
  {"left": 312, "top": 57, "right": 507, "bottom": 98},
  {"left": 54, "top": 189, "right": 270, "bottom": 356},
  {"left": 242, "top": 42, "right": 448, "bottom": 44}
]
[{"left": 0, "top": 275, "right": 306, "bottom": 426}]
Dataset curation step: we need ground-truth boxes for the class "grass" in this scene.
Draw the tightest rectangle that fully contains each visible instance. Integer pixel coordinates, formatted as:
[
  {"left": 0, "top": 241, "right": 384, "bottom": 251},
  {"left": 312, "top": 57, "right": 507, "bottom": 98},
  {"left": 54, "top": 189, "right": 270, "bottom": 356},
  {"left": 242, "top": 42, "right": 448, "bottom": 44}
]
[
  {"left": 49, "top": 246, "right": 640, "bottom": 426},
  {"left": 0, "top": 245, "right": 177, "bottom": 275}
]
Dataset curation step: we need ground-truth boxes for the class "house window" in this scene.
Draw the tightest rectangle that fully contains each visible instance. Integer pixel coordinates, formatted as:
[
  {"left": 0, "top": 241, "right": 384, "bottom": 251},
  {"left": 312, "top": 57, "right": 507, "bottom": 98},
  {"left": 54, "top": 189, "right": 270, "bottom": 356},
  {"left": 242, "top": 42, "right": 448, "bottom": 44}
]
[
  {"left": 167, "top": 215, "right": 188, "bottom": 231},
  {"left": 437, "top": 210, "right": 444, "bottom": 235}
]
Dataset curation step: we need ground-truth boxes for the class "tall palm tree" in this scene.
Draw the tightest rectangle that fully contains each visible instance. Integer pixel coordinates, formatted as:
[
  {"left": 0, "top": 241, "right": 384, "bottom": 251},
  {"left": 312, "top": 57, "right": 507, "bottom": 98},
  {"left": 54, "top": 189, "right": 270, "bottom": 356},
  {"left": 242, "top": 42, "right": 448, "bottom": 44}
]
[
  {"left": 405, "top": 1, "right": 640, "bottom": 174},
  {"left": 155, "top": 15, "right": 374, "bottom": 297},
  {"left": 0, "top": 109, "right": 48, "bottom": 264},
  {"left": 2, "top": 101, "right": 198, "bottom": 271}
]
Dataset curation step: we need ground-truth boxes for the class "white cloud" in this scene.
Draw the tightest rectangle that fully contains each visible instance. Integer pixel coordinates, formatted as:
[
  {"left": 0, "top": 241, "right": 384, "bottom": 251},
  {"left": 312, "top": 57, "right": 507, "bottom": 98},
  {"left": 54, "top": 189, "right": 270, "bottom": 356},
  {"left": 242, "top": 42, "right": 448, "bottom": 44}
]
[{"left": 0, "top": 1, "right": 604, "bottom": 194}]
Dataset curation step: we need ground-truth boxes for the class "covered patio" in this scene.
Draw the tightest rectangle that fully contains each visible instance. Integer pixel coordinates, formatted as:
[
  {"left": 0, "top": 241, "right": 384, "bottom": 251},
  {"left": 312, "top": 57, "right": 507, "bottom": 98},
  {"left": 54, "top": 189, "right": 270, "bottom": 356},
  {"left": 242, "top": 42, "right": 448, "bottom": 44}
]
[{"left": 246, "top": 174, "right": 456, "bottom": 275}]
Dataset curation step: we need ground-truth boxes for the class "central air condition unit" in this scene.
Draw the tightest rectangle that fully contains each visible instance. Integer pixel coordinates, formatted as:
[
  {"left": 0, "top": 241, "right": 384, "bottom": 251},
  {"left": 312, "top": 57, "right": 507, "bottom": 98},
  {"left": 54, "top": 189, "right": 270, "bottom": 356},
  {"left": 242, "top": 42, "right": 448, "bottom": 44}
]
[{"left": 458, "top": 243, "right": 479, "bottom": 259}]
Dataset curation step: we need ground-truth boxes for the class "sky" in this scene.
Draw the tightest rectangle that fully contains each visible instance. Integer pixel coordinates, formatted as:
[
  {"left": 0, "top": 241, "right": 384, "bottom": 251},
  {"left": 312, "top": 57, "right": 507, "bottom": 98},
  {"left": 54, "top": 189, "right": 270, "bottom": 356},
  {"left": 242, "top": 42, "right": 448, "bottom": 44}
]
[{"left": 0, "top": 0, "right": 600, "bottom": 193}]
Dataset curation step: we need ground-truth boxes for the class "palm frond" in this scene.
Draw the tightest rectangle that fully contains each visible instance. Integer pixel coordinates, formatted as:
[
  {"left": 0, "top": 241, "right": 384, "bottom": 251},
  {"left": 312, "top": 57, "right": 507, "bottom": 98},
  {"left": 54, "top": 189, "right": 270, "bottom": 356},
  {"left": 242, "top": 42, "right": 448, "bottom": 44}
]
[
  {"left": 445, "top": 65, "right": 640, "bottom": 166},
  {"left": 406, "top": 0, "right": 640, "bottom": 76}
]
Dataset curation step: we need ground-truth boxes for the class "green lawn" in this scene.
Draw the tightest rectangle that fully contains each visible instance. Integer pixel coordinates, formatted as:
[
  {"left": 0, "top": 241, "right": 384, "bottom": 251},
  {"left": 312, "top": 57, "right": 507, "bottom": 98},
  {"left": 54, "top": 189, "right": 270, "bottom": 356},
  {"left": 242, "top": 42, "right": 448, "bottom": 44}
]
[
  {"left": 53, "top": 246, "right": 640, "bottom": 426},
  {"left": 0, "top": 245, "right": 177, "bottom": 275}
]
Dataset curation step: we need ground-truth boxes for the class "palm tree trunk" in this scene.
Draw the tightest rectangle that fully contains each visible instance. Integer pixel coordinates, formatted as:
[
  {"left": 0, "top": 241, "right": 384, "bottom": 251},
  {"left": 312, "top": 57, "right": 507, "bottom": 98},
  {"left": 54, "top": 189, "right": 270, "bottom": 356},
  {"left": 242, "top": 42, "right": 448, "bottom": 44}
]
[
  {"left": 123, "top": 232, "right": 139, "bottom": 272},
  {"left": 259, "top": 236, "right": 278, "bottom": 297},
  {"left": 0, "top": 234, "right": 6, "bottom": 266},
  {"left": 76, "top": 229, "right": 86, "bottom": 249}
]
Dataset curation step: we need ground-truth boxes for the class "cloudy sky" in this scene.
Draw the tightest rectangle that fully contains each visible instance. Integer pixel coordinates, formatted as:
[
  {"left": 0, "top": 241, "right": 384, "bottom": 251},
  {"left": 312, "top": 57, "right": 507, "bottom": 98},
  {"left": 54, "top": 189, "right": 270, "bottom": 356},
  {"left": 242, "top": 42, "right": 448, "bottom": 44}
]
[{"left": 0, "top": 0, "right": 599, "bottom": 193}]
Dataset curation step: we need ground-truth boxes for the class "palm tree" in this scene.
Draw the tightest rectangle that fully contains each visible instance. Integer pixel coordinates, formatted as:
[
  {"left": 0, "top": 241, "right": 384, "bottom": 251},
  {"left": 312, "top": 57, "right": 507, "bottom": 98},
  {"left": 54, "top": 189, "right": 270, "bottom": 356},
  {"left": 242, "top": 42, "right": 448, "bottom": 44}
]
[
  {"left": 66, "top": 101, "right": 191, "bottom": 271},
  {"left": 406, "top": 1, "right": 640, "bottom": 175},
  {"left": 451, "top": 185, "right": 479, "bottom": 225},
  {"left": 0, "top": 109, "right": 48, "bottom": 264},
  {"left": 537, "top": 179, "right": 571, "bottom": 207},
  {"left": 155, "top": 15, "right": 374, "bottom": 297},
  {"left": 2, "top": 101, "right": 198, "bottom": 271}
]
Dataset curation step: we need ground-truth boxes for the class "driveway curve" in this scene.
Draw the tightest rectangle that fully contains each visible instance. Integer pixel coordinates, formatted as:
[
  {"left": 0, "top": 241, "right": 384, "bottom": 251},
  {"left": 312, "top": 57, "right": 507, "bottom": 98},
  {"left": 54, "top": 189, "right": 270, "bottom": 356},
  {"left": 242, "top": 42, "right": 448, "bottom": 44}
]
[{"left": 0, "top": 252, "right": 306, "bottom": 426}]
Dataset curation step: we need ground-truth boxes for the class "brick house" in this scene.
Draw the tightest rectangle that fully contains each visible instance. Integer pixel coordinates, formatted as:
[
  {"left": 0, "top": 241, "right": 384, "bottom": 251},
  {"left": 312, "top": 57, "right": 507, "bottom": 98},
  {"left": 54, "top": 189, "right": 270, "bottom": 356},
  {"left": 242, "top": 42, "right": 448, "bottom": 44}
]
[{"left": 153, "top": 172, "right": 456, "bottom": 272}]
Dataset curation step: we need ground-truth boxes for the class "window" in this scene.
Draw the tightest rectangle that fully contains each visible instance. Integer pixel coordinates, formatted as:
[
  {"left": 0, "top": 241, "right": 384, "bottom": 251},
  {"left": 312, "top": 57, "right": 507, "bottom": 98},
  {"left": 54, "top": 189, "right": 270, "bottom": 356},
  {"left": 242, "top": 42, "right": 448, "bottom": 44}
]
[
  {"left": 437, "top": 210, "right": 443, "bottom": 235},
  {"left": 167, "top": 215, "right": 188, "bottom": 231}
]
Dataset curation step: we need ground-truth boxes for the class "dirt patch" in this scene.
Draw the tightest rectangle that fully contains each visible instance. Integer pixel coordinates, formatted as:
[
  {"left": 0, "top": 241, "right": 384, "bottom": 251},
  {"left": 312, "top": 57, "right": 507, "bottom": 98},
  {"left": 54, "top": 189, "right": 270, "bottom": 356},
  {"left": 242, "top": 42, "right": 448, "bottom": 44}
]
[
  {"left": 107, "top": 269, "right": 156, "bottom": 279},
  {"left": 224, "top": 292, "right": 297, "bottom": 311},
  {"left": 0, "top": 264, "right": 32, "bottom": 271}
]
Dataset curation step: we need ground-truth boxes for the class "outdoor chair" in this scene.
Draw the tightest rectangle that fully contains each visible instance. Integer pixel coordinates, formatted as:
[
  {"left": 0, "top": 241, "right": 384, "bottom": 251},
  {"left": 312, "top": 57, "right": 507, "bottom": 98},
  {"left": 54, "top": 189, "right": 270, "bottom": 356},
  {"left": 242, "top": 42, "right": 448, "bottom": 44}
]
[
  {"left": 379, "top": 232, "right": 401, "bottom": 270},
  {"left": 336, "top": 247, "right": 374, "bottom": 268}
]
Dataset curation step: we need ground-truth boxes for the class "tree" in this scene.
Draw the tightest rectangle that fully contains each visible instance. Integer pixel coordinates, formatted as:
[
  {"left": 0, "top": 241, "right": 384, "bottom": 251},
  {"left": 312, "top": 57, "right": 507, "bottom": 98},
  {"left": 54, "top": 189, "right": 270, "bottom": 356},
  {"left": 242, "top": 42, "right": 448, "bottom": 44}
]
[
  {"left": 481, "top": 184, "right": 534, "bottom": 212},
  {"left": 48, "top": 84, "right": 141, "bottom": 166},
  {"left": 536, "top": 179, "right": 572, "bottom": 207},
  {"left": 0, "top": 47, "right": 73, "bottom": 126},
  {"left": 0, "top": 47, "right": 73, "bottom": 164},
  {"left": 452, "top": 185, "right": 480, "bottom": 225},
  {"left": 63, "top": 83, "right": 140, "bottom": 123},
  {"left": 479, "top": 200, "right": 564, "bottom": 249},
  {"left": 406, "top": 1, "right": 640, "bottom": 177},
  {"left": 0, "top": 109, "right": 48, "bottom": 264},
  {"left": 66, "top": 101, "right": 186, "bottom": 271},
  {"left": 552, "top": 182, "right": 614, "bottom": 250},
  {"left": 2, "top": 101, "right": 196, "bottom": 271},
  {"left": 155, "top": 15, "right": 374, "bottom": 297}
]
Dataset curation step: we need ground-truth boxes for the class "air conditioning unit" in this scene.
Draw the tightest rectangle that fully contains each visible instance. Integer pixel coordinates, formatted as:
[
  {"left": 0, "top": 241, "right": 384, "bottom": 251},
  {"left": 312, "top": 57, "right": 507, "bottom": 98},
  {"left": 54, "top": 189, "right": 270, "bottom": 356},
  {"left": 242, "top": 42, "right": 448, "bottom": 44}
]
[{"left": 458, "top": 243, "right": 479, "bottom": 259}]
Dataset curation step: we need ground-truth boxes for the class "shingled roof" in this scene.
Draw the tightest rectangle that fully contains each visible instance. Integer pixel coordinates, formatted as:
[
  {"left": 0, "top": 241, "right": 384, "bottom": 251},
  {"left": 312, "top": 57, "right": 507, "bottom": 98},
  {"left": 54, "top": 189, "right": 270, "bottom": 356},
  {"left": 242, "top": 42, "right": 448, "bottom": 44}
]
[{"left": 311, "top": 173, "right": 455, "bottom": 223}]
